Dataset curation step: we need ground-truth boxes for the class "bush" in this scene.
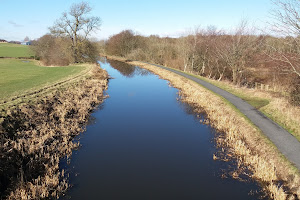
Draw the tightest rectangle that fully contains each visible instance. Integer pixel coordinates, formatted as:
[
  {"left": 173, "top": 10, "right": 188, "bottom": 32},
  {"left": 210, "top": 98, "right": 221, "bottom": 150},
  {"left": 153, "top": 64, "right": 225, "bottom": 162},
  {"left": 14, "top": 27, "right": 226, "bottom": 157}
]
[
  {"left": 31, "top": 35, "right": 72, "bottom": 66},
  {"left": 31, "top": 35, "right": 99, "bottom": 66},
  {"left": 105, "top": 30, "right": 145, "bottom": 57},
  {"left": 127, "top": 48, "right": 147, "bottom": 61},
  {"left": 76, "top": 39, "right": 99, "bottom": 63}
]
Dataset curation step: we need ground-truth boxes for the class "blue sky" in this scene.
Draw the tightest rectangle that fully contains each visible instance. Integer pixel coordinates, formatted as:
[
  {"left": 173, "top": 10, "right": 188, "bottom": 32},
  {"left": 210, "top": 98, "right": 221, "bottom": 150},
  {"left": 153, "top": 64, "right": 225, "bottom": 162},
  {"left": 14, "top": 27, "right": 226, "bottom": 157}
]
[{"left": 0, "top": 0, "right": 274, "bottom": 41}]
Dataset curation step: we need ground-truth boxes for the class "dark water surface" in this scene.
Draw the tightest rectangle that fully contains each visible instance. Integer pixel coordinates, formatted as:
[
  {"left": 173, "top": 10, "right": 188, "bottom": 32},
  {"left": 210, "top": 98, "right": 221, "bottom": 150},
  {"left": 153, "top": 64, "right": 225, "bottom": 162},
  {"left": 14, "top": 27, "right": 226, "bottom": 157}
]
[{"left": 62, "top": 59, "right": 263, "bottom": 200}]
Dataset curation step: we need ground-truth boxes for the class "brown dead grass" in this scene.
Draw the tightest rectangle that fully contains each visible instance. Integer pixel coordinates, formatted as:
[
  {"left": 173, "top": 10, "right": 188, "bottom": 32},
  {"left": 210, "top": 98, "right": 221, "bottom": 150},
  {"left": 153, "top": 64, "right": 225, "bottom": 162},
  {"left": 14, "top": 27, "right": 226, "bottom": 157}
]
[
  {"left": 108, "top": 56, "right": 300, "bottom": 200},
  {"left": 0, "top": 64, "right": 108, "bottom": 199}
]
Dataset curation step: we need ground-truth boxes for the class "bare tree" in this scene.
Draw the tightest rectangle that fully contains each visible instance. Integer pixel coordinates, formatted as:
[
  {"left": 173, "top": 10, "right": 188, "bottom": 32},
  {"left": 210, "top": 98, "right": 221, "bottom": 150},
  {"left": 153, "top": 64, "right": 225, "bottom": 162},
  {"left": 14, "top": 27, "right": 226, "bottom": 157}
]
[
  {"left": 177, "top": 27, "right": 202, "bottom": 72},
  {"left": 270, "top": 0, "right": 300, "bottom": 78},
  {"left": 271, "top": 0, "right": 300, "bottom": 36},
  {"left": 49, "top": 2, "right": 101, "bottom": 62},
  {"left": 215, "top": 20, "right": 258, "bottom": 85},
  {"left": 178, "top": 36, "right": 191, "bottom": 72}
]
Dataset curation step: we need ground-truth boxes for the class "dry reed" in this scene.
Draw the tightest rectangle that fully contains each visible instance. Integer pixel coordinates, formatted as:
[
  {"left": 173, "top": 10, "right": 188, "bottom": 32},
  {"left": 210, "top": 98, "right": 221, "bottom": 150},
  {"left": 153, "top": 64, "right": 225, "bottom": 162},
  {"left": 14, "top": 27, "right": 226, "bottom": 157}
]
[{"left": 0, "top": 64, "right": 108, "bottom": 199}]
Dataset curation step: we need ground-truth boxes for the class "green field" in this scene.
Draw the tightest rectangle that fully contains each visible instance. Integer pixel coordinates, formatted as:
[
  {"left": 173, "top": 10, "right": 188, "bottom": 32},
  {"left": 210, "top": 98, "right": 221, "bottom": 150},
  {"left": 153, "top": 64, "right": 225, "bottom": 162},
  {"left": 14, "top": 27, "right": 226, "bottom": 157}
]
[
  {"left": 0, "top": 43, "right": 34, "bottom": 58},
  {"left": 0, "top": 59, "right": 87, "bottom": 100}
]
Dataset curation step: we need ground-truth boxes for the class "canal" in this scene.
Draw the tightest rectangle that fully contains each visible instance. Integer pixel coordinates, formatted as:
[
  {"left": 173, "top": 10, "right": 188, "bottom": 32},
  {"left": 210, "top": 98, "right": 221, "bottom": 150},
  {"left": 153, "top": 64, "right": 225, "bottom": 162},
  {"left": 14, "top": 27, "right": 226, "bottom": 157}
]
[{"left": 62, "top": 59, "right": 263, "bottom": 199}]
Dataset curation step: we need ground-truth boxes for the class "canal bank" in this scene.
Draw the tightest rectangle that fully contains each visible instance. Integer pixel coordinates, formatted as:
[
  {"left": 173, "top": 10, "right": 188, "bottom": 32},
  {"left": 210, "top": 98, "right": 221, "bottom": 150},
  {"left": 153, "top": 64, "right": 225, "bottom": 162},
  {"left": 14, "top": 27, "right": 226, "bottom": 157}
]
[
  {"left": 107, "top": 56, "right": 300, "bottom": 199},
  {"left": 0, "top": 64, "right": 108, "bottom": 199}
]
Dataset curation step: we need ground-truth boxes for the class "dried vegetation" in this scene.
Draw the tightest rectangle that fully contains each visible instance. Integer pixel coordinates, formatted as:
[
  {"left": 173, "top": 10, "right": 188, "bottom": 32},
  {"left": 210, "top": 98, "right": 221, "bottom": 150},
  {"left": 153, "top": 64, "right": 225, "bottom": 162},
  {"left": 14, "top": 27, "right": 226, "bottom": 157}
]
[
  {"left": 111, "top": 56, "right": 300, "bottom": 200},
  {"left": 190, "top": 75, "right": 300, "bottom": 141},
  {"left": 0, "top": 65, "right": 108, "bottom": 199}
]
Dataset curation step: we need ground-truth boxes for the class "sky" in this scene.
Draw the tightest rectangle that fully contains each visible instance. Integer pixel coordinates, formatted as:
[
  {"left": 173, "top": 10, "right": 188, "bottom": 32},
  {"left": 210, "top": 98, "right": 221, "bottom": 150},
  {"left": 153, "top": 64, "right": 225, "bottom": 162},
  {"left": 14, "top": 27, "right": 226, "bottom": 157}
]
[{"left": 0, "top": 0, "right": 274, "bottom": 41}]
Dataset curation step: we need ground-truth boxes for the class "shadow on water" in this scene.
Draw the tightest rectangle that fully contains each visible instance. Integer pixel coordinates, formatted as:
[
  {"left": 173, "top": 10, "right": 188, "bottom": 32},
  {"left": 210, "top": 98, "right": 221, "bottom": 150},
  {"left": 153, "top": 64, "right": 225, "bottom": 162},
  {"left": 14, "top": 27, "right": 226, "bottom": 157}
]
[{"left": 61, "top": 58, "right": 266, "bottom": 200}]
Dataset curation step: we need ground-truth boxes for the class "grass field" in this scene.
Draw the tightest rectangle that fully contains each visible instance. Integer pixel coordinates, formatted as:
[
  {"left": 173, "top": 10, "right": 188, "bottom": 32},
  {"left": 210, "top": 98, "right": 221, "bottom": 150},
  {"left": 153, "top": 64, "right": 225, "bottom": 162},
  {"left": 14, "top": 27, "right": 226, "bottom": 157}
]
[
  {"left": 0, "top": 59, "right": 88, "bottom": 101},
  {"left": 0, "top": 43, "right": 34, "bottom": 58}
]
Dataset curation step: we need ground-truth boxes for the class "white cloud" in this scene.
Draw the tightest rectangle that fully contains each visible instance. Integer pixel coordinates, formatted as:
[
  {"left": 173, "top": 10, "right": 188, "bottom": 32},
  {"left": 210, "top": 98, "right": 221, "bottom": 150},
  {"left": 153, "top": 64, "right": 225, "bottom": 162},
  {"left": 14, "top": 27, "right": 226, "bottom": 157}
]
[{"left": 8, "top": 20, "right": 23, "bottom": 27}]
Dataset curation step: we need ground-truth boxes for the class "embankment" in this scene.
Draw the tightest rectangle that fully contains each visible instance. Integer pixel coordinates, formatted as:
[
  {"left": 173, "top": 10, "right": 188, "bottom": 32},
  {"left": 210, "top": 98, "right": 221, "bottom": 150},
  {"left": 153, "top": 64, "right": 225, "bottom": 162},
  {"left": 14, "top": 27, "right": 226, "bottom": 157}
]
[
  {"left": 0, "top": 64, "right": 108, "bottom": 199},
  {"left": 108, "top": 56, "right": 300, "bottom": 200}
]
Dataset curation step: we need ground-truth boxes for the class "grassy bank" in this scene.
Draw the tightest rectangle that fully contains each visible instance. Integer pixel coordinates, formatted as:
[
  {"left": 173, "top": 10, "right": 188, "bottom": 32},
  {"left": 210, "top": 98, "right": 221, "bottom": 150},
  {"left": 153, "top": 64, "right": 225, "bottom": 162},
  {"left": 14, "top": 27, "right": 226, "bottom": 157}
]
[
  {"left": 108, "top": 56, "right": 300, "bottom": 200},
  {"left": 0, "top": 64, "right": 108, "bottom": 199},
  {"left": 176, "top": 70, "right": 300, "bottom": 142},
  {"left": 0, "top": 43, "right": 34, "bottom": 58},
  {"left": 0, "top": 59, "right": 88, "bottom": 103}
]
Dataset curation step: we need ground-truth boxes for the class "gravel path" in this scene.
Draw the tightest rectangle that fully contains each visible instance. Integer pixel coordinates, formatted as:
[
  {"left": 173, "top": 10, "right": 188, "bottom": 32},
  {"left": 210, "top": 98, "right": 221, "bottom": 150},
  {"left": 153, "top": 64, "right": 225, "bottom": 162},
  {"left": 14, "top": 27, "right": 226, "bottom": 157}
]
[{"left": 148, "top": 62, "right": 300, "bottom": 170}]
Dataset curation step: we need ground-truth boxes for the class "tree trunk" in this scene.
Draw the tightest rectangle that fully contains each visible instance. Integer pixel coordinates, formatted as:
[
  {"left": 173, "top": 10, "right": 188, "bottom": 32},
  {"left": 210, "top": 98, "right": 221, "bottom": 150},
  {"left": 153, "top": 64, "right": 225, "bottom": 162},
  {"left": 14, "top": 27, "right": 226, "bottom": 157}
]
[
  {"left": 201, "top": 61, "right": 205, "bottom": 75},
  {"left": 184, "top": 63, "right": 187, "bottom": 72},
  {"left": 191, "top": 54, "right": 195, "bottom": 72},
  {"left": 218, "top": 73, "right": 223, "bottom": 81},
  {"left": 232, "top": 68, "right": 237, "bottom": 85}
]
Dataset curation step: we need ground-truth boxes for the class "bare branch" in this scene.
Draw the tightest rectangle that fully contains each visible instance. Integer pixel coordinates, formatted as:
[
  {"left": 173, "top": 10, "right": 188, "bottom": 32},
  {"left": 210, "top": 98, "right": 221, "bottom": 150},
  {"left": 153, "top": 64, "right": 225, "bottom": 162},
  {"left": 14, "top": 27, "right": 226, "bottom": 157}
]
[{"left": 48, "top": 1, "right": 101, "bottom": 62}]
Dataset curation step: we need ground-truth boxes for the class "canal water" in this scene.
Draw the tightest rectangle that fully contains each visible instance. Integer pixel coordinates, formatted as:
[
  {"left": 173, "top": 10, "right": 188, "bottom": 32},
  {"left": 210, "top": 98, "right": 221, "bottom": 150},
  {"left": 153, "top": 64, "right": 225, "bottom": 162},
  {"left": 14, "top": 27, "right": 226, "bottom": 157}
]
[{"left": 62, "top": 59, "right": 263, "bottom": 200}]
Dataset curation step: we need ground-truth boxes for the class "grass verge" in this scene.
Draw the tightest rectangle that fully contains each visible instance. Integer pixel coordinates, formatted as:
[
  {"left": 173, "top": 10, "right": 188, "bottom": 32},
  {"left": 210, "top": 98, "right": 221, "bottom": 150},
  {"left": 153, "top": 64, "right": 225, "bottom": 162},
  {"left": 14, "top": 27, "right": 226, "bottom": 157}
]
[
  {"left": 160, "top": 67, "right": 271, "bottom": 109},
  {"left": 109, "top": 56, "right": 300, "bottom": 200},
  {"left": 176, "top": 70, "right": 300, "bottom": 142}
]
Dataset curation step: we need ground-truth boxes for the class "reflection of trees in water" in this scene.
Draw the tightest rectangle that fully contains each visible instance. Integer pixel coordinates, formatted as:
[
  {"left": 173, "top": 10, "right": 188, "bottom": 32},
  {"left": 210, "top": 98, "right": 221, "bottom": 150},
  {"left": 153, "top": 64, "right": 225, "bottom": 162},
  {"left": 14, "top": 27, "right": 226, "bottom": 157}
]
[
  {"left": 107, "top": 60, "right": 151, "bottom": 78},
  {"left": 108, "top": 60, "right": 135, "bottom": 77}
]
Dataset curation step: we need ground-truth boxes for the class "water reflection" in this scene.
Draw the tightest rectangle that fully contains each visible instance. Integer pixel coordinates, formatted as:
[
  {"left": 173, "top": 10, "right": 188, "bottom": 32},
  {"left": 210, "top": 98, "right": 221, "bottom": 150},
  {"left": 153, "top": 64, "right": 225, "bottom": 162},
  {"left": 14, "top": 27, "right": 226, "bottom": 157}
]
[
  {"left": 62, "top": 59, "right": 263, "bottom": 200},
  {"left": 107, "top": 60, "right": 151, "bottom": 78}
]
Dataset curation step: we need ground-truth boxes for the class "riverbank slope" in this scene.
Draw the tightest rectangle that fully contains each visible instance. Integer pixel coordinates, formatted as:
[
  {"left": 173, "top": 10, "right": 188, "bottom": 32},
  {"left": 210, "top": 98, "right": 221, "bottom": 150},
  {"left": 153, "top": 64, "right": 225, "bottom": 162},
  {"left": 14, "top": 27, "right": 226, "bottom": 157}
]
[{"left": 0, "top": 63, "right": 108, "bottom": 199}]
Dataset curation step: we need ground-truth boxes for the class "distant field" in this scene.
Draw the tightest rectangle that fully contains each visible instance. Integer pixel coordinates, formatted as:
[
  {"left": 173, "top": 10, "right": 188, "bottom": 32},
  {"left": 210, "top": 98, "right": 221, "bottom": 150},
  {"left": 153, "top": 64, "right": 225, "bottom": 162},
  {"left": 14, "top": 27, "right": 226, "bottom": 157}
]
[
  {"left": 0, "top": 59, "right": 87, "bottom": 100},
  {"left": 0, "top": 43, "right": 34, "bottom": 58}
]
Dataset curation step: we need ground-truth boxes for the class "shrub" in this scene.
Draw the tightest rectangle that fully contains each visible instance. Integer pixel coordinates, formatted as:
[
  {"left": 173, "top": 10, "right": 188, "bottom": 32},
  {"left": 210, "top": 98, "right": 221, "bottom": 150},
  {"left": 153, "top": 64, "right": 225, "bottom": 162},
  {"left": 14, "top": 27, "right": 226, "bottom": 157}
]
[{"left": 31, "top": 35, "right": 100, "bottom": 66}]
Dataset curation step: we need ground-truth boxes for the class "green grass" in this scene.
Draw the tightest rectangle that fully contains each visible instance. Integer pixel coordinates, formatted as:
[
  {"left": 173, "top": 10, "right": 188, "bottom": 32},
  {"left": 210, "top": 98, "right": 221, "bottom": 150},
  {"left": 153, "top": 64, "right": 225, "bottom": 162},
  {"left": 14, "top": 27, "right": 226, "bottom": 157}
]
[
  {"left": 199, "top": 76, "right": 270, "bottom": 109},
  {"left": 200, "top": 77, "right": 270, "bottom": 109},
  {"left": 0, "top": 59, "right": 87, "bottom": 100},
  {"left": 0, "top": 43, "right": 34, "bottom": 58}
]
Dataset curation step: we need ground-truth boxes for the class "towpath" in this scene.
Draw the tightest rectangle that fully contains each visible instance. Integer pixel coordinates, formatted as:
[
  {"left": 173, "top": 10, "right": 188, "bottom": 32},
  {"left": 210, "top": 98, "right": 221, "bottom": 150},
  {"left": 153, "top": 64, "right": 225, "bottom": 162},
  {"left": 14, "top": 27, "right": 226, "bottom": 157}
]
[{"left": 146, "top": 62, "right": 300, "bottom": 170}]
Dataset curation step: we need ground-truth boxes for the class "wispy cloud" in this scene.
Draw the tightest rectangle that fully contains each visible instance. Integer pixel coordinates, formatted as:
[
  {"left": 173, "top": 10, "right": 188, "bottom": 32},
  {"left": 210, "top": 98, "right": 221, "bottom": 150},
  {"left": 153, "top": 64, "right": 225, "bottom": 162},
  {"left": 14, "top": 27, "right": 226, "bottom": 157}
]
[
  {"left": 30, "top": 20, "right": 40, "bottom": 24},
  {"left": 8, "top": 20, "right": 23, "bottom": 27}
]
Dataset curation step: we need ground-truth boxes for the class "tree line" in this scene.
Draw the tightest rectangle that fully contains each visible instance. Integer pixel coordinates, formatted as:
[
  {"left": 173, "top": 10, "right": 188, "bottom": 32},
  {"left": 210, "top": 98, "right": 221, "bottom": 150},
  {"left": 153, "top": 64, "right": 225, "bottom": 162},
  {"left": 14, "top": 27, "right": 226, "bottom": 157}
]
[
  {"left": 30, "top": 1, "right": 300, "bottom": 105},
  {"left": 104, "top": 1, "right": 300, "bottom": 106}
]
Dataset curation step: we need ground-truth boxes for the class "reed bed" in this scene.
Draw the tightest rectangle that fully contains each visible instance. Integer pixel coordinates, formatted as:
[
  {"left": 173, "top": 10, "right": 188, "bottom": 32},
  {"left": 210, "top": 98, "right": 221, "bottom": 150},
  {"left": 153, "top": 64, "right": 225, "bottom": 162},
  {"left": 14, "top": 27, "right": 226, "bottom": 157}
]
[
  {"left": 120, "top": 58, "right": 300, "bottom": 200},
  {"left": 0, "top": 64, "right": 108, "bottom": 199}
]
